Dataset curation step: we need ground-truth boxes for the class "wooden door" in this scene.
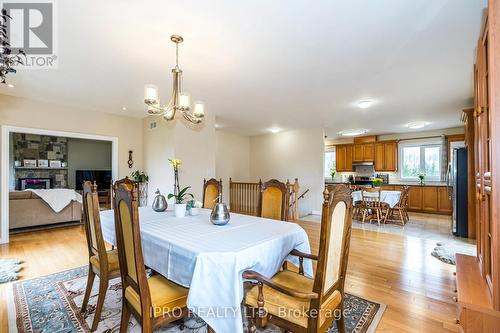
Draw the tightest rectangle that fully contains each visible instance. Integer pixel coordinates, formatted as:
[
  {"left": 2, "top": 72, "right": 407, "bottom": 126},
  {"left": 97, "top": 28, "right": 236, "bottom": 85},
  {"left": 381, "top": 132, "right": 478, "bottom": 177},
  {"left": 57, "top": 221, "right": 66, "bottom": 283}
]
[
  {"left": 345, "top": 145, "right": 353, "bottom": 171},
  {"left": 353, "top": 144, "right": 363, "bottom": 162},
  {"left": 363, "top": 143, "right": 375, "bottom": 161},
  {"left": 385, "top": 142, "right": 397, "bottom": 171},
  {"left": 438, "top": 187, "right": 452, "bottom": 214},
  {"left": 422, "top": 187, "right": 438, "bottom": 212},
  {"left": 407, "top": 186, "right": 423, "bottom": 211},
  {"left": 374, "top": 143, "right": 385, "bottom": 171},
  {"left": 336, "top": 145, "right": 346, "bottom": 171}
]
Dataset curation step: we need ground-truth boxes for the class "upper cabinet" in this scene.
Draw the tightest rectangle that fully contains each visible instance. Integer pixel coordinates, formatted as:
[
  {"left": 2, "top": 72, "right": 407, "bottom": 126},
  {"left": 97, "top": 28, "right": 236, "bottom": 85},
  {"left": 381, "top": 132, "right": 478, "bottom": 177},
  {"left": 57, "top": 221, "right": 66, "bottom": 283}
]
[
  {"left": 353, "top": 143, "right": 374, "bottom": 162},
  {"left": 374, "top": 141, "right": 398, "bottom": 171},
  {"left": 336, "top": 144, "right": 353, "bottom": 172}
]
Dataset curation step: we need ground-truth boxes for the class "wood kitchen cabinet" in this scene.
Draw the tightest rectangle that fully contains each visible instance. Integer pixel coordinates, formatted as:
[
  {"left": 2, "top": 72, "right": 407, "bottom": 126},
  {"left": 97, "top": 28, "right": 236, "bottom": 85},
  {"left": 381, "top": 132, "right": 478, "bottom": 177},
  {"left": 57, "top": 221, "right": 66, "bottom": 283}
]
[
  {"left": 407, "top": 186, "right": 423, "bottom": 211},
  {"left": 437, "top": 187, "right": 452, "bottom": 214},
  {"left": 422, "top": 186, "right": 438, "bottom": 212},
  {"left": 374, "top": 141, "right": 398, "bottom": 171},
  {"left": 406, "top": 185, "right": 451, "bottom": 215},
  {"left": 353, "top": 143, "right": 375, "bottom": 162},
  {"left": 335, "top": 144, "right": 353, "bottom": 172}
]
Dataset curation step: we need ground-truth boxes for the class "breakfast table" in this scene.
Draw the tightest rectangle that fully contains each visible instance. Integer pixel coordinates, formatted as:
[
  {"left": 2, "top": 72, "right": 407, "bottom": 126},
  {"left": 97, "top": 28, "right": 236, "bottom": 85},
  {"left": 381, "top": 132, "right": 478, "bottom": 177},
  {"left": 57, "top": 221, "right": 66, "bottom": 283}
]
[
  {"left": 99, "top": 207, "right": 313, "bottom": 333},
  {"left": 351, "top": 190, "right": 402, "bottom": 208}
]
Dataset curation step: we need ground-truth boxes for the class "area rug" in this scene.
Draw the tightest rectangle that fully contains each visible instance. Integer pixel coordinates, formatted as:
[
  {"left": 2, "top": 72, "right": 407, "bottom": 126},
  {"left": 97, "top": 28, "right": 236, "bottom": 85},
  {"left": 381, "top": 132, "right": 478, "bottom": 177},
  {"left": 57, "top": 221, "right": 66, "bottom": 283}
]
[
  {"left": 431, "top": 241, "right": 476, "bottom": 265},
  {"left": 7, "top": 267, "right": 385, "bottom": 333},
  {"left": 0, "top": 258, "right": 22, "bottom": 284}
]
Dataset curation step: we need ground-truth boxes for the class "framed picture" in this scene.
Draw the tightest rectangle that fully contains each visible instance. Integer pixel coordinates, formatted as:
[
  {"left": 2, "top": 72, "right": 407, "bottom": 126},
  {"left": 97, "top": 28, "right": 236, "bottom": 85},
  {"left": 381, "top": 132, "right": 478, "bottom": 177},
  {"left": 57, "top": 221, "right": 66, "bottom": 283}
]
[
  {"left": 23, "top": 159, "right": 37, "bottom": 168},
  {"left": 49, "top": 160, "right": 62, "bottom": 168},
  {"left": 37, "top": 159, "right": 49, "bottom": 167}
]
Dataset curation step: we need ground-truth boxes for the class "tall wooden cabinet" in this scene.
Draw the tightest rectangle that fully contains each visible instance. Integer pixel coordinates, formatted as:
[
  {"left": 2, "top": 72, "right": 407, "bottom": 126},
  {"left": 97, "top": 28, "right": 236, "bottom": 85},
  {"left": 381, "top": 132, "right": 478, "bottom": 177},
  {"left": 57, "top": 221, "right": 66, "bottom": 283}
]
[
  {"left": 374, "top": 141, "right": 398, "bottom": 171},
  {"left": 455, "top": 2, "right": 500, "bottom": 331},
  {"left": 335, "top": 144, "right": 353, "bottom": 172}
]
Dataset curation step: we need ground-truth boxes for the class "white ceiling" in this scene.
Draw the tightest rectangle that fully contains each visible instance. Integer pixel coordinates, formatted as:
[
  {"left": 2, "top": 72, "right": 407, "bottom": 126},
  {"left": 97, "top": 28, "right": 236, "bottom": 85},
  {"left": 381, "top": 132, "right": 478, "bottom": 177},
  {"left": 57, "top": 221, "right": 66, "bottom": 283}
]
[{"left": 0, "top": 0, "right": 487, "bottom": 137}]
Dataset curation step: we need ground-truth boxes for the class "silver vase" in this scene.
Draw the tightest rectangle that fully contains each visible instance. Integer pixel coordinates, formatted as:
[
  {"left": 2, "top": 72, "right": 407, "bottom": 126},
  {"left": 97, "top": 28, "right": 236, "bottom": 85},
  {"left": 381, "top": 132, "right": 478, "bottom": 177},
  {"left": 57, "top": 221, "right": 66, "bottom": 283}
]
[
  {"left": 152, "top": 189, "right": 167, "bottom": 212},
  {"left": 210, "top": 202, "right": 230, "bottom": 225}
]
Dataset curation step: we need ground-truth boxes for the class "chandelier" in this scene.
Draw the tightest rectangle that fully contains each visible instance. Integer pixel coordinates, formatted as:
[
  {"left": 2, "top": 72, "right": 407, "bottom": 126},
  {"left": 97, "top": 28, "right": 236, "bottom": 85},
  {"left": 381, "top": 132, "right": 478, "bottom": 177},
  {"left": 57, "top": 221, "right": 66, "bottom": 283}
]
[{"left": 144, "top": 35, "right": 204, "bottom": 124}]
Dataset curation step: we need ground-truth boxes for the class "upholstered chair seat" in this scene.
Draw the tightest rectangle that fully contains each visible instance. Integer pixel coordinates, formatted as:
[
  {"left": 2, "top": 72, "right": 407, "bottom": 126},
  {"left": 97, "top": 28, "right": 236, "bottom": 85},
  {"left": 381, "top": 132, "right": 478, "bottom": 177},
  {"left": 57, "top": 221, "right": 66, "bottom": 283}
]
[
  {"left": 89, "top": 249, "right": 120, "bottom": 272},
  {"left": 245, "top": 270, "right": 341, "bottom": 327},
  {"left": 124, "top": 275, "right": 188, "bottom": 317}
]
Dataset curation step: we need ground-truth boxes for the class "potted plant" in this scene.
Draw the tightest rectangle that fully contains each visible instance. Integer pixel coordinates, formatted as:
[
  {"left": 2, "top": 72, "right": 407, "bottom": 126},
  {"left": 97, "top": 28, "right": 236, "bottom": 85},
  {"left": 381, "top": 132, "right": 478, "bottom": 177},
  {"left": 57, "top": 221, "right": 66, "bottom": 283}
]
[
  {"left": 330, "top": 162, "right": 336, "bottom": 180},
  {"left": 187, "top": 199, "right": 203, "bottom": 216},
  {"left": 131, "top": 170, "right": 149, "bottom": 207},
  {"left": 168, "top": 186, "right": 193, "bottom": 217},
  {"left": 417, "top": 171, "right": 426, "bottom": 185},
  {"left": 372, "top": 177, "right": 383, "bottom": 189}
]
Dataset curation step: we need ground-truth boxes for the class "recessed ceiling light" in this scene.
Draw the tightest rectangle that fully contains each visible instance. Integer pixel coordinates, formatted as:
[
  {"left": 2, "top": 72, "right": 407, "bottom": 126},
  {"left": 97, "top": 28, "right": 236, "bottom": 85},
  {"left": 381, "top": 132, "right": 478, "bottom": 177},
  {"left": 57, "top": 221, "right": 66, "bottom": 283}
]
[
  {"left": 269, "top": 127, "right": 282, "bottom": 134},
  {"left": 407, "top": 121, "right": 426, "bottom": 129},
  {"left": 7, "top": 83, "right": 14, "bottom": 88},
  {"left": 357, "top": 100, "right": 373, "bottom": 109},
  {"left": 215, "top": 123, "right": 222, "bottom": 129},
  {"left": 338, "top": 129, "right": 368, "bottom": 137},
  {"left": 121, "top": 106, "right": 127, "bottom": 111}
]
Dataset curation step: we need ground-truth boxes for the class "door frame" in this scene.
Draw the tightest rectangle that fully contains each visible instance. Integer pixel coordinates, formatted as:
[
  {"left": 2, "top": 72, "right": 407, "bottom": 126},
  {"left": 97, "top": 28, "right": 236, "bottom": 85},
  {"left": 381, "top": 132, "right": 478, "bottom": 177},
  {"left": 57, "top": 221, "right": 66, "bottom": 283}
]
[{"left": 1, "top": 125, "right": 119, "bottom": 244}]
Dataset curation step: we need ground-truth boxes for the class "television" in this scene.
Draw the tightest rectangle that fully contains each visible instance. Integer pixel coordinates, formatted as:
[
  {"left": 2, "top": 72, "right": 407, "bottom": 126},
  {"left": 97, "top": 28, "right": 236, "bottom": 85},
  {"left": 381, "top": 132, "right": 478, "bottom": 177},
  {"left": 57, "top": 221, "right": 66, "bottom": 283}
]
[{"left": 75, "top": 170, "right": 112, "bottom": 191}]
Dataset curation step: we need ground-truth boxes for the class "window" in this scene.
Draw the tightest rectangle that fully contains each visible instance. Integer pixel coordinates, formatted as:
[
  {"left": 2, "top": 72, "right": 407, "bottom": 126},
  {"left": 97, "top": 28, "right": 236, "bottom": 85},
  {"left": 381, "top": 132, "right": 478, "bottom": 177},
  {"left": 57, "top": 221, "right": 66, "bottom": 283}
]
[
  {"left": 324, "top": 150, "right": 336, "bottom": 178},
  {"left": 400, "top": 143, "right": 441, "bottom": 180}
]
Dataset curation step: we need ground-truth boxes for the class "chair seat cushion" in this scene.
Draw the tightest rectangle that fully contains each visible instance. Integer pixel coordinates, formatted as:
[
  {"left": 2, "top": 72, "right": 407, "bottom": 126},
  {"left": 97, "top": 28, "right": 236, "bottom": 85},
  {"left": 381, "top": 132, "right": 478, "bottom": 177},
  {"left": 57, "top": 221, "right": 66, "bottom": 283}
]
[
  {"left": 125, "top": 275, "right": 188, "bottom": 317},
  {"left": 89, "top": 249, "right": 120, "bottom": 273},
  {"left": 245, "top": 270, "right": 342, "bottom": 328}
]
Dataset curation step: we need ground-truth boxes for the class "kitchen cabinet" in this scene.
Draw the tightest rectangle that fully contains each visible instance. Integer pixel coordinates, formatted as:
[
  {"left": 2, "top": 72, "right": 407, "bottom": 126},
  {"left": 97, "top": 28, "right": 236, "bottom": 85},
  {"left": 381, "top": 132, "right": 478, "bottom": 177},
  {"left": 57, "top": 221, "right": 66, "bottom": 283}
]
[
  {"left": 407, "top": 186, "right": 423, "bottom": 211},
  {"left": 422, "top": 187, "right": 438, "bottom": 212},
  {"left": 437, "top": 187, "right": 452, "bottom": 214},
  {"left": 335, "top": 144, "right": 353, "bottom": 172},
  {"left": 406, "top": 185, "right": 451, "bottom": 215},
  {"left": 353, "top": 143, "right": 374, "bottom": 162},
  {"left": 374, "top": 141, "right": 398, "bottom": 171}
]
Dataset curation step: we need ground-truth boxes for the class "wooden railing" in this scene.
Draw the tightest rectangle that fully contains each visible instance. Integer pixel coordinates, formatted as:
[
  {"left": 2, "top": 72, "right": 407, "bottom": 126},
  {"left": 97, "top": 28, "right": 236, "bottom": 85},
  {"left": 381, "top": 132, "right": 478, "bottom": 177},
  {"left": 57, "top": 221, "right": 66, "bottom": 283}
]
[{"left": 229, "top": 178, "right": 300, "bottom": 221}]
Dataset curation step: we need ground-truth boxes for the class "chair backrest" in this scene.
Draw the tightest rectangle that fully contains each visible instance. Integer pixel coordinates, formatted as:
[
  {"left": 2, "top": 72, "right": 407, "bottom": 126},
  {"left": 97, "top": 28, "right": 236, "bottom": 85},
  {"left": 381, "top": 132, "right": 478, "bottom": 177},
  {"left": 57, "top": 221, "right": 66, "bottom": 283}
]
[
  {"left": 311, "top": 185, "right": 353, "bottom": 318},
  {"left": 113, "top": 179, "right": 152, "bottom": 316},
  {"left": 362, "top": 187, "right": 381, "bottom": 207},
  {"left": 258, "top": 179, "right": 288, "bottom": 221},
  {"left": 400, "top": 186, "right": 409, "bottom": 207},
  {"left": 82, "top": 181, "right": 107, "bottom": 265},
  {"left": 203, "top": 178, "right": 222, "bottom": 209}
]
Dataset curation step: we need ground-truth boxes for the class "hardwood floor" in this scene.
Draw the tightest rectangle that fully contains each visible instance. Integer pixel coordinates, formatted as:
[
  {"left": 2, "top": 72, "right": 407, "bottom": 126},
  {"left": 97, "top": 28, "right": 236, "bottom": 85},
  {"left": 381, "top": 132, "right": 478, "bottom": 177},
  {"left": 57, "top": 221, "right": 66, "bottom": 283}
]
[{"left": 0, "top": 219, "right": 459, "bottom": 332}]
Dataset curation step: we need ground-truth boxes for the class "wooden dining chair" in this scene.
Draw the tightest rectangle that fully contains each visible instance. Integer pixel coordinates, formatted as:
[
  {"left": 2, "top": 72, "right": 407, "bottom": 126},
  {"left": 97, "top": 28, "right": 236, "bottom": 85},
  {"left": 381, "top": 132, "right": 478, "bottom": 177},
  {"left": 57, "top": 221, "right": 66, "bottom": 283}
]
[
  {"left": 80, "top": 181, "right": 121, "bottom": 331},
  {"left": 202, "top": 178, "right": 222, "bottom": 209},
  {"left": 113, "top": 180, "right": 189, "bottom": 333},
  {"left": 360, "top": 187, "right": 385, "bottom": 225},
  {"left": 384, "top": 186, "right": 409, "bottom": 225},
  {"left": 243, "top": 184, "right": 353, "bottom": 333},
  {"left": 258, "top": 179, "right": 288, "bottom": 221}
]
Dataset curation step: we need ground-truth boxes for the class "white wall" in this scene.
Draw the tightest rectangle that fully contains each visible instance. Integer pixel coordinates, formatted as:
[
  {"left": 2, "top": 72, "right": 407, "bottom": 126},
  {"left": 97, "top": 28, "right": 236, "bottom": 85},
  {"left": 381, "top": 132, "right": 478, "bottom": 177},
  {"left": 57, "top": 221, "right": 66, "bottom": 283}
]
[
  {"left": 67, "top": 138, "right": 112, "bottom": 188},
  {"left": 215, "top": 130, "right": 251, "bottom": 204},
  {"left": 250, "top": 128, "right": 325, "bottom": 217},
  {"left": 142, "top": 114, "right": 216, "bottom": 205}
]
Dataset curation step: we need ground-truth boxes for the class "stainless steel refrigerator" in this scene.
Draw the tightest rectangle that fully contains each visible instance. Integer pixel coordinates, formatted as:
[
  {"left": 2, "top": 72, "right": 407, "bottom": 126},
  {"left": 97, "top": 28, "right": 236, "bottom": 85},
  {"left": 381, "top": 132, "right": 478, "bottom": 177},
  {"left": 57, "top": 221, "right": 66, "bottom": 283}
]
[{"left": 448, "top": 147, "right": 468, "bottom": 237}]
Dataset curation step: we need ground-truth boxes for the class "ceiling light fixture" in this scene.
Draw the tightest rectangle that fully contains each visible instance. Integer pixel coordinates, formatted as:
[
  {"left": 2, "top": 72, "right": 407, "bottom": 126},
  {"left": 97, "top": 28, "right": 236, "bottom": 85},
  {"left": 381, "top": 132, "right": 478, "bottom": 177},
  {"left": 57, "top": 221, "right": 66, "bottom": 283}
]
[
  {"left": 338, "top": 128, "right": 368, "bottom": 137},
  {"left": 269, "top": 127, "right": 282, "bottom": 134},
  {"left": 144, "top": 35, "right": 205, "bottom": 124},
  {"left": 357, "top": 100, "right": 373, "bottom": 109},
  {"left": 407, "top": 121, "right": 426, "bottom": 129},
  {"left": 7, "top": 83, "right": 14, "bottom": 88},
  {"left": 121, "top": 106, "right": 127, "bottom": 111}
]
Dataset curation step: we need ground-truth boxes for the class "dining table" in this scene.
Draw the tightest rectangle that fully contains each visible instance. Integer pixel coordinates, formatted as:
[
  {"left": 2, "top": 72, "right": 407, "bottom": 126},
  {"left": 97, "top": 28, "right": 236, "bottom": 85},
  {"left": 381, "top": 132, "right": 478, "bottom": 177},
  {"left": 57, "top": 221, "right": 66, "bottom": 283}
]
[
  {"left": 99, "top": 207, "right": 313, "bottom": 333},
  {"left": 351, "top": 190, "right": 402, "bottom": 208}
]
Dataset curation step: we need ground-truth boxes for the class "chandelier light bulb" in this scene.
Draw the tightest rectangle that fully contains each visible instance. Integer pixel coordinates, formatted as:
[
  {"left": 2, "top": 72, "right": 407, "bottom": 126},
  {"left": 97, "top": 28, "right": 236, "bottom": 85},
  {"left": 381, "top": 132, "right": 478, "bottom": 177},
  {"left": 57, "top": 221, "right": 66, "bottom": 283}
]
[
  {"left": 144, "top": 84, "right": 158, "bottom": 103},
  {"left": 194, "top": 102, "right": 205, "bottom": 118},
  {"left": 179, "top": 93, "right": 190, "bottom": 108}
]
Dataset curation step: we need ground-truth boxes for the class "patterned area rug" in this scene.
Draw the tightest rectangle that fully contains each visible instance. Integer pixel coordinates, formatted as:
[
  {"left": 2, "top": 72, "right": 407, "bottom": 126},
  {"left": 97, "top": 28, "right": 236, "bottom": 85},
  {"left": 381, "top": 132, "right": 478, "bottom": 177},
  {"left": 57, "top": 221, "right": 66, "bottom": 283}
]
[{"left": 7, "top": 267, "right": 385, "bottom": 333}]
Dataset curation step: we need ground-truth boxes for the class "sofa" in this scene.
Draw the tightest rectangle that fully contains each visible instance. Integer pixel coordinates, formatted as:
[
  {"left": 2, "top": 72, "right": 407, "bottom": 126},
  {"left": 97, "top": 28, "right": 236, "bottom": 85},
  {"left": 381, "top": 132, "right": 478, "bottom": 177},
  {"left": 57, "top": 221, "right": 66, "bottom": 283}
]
[{"left": 9, "top": 191, "right": 82, "bottom": 230}]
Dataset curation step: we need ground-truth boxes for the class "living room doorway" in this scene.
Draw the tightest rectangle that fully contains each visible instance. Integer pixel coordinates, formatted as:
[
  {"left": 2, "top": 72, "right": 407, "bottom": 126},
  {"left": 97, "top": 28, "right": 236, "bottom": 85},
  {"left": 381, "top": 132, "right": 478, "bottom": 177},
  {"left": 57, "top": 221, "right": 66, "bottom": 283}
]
[{"left": 1, "top": 126, "right": 118, "bottom": 244}]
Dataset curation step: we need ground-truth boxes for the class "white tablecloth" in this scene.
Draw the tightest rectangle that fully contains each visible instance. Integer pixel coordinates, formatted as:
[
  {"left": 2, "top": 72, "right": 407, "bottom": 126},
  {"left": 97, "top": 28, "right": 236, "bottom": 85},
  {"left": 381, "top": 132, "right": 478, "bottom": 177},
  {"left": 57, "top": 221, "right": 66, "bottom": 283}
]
[
  {"left": 352, "top": 190, "right": 401, "bottom": 208},
  {"left": 100, "top": 207, "right": 313, "bottom": 333}
]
